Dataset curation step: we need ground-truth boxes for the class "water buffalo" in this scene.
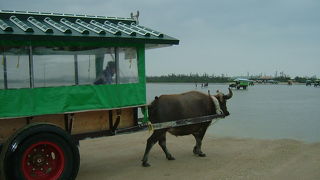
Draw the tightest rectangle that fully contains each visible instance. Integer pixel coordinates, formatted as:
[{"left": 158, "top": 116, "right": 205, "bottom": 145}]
[{"left": 142, "top": 88, "right": 233, "bottom": 167}]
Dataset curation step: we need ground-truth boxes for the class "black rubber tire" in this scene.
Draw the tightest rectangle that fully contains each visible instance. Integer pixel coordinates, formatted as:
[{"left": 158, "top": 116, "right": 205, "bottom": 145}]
[{"left": 0, "top": 123, "right": 80, "bottom": 180}]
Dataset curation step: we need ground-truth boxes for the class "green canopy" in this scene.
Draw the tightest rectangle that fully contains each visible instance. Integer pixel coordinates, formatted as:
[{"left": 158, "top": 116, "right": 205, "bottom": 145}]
[
  {"left": 0, "top": 10, "right": 179, "bottom": 119},
  {"left": 0, "top": 10, "right": 179, "bottom": 47}
]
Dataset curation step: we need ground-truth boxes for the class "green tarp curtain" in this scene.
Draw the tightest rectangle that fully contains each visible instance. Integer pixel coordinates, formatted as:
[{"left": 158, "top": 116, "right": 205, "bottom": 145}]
[{"left": 0, "top": 83, "right": 146, "bottom": 118}]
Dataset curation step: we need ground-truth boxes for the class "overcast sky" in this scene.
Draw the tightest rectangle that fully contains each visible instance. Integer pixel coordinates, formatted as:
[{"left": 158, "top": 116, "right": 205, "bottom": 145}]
[{"left": 1, "top": 0, "right": 320, "bottom": 77}]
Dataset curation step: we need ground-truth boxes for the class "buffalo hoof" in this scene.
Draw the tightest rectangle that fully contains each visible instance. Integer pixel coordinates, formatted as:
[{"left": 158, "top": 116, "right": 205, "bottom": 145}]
[
  {"left": 193, "top": 147, "right": 206, "bottom": 157},
  {"left": 142, "top": 161, "right": 151, "bottom": 167},
  {"left": 167, "top": 156, "right": 175, "bottom": 161}
]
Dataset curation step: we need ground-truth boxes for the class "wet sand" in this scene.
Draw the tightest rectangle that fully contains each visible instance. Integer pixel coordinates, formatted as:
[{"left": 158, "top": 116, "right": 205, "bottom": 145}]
[{"left": 77, "top": 132, "right": 320, "bottom": 180}]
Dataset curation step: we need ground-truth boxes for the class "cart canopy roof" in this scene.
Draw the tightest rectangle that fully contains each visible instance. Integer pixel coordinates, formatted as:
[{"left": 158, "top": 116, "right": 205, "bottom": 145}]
[
  {"left": 0, "top": 10, "right": 179, "bottom": 47},
  {"left": 234, "top": 78, "right": 252, "bottom": 82}
]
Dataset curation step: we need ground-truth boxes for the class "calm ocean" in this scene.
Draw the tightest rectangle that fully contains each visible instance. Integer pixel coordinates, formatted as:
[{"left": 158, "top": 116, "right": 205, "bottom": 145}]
[{"left": 147, "top": 83, "right": 320, "bottom": 143}]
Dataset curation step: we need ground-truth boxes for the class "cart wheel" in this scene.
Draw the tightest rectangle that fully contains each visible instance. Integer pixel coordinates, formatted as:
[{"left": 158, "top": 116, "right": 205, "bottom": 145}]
[{"left": 0, "top": 123, "right": 79, "bottom": 180}]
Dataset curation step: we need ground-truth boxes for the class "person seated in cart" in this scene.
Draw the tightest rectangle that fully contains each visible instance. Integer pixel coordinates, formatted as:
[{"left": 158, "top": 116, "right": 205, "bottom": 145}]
[{"left": 94, "top": 61, "right": 116, "bottom": 85}]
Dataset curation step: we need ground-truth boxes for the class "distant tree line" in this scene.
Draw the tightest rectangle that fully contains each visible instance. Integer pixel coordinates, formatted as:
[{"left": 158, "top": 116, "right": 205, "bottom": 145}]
[
  {"left": 293, "top": 76, "right": 318, "bottom": 83},
  {"left": 147, "top": 73, "right": 318, "bottom": 83},
  {"left": 273, "top": 76, "right": 291, "bottom": 82},
  {"left": 147, "top": 73, "right": 232, "bottom": 83}
]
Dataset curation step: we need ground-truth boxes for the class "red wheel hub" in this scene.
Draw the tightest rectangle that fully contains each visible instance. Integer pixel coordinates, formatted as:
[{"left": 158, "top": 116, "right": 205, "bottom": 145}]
[{"left": 22, "top": 141, "right": 65, "bottom": 180}]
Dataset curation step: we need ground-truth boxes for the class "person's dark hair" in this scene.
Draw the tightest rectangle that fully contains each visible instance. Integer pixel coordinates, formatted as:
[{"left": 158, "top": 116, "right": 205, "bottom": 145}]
[{"left": 107, "top": 61, "right": 115, "bottom": 69}]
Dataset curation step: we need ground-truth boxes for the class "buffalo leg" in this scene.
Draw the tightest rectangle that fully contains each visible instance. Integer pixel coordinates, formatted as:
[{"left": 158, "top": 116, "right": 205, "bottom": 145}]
[
  {"left": 158, "top": 134, "right": 175, "bottom": 161},
  {"left": 192, "top": 126, "right": 209, "bottom": 157},
  {"left": 141, "top": 130, "right": 166, "bottom": 167}
]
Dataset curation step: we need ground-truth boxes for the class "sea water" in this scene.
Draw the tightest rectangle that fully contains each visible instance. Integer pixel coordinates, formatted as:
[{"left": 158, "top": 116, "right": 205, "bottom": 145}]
[{"left": 147, "top": 83, "right": 320, "bottom": 143}]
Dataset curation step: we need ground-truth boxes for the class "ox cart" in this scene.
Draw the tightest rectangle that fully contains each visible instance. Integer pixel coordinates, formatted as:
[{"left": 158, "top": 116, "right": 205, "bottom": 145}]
[
  {"left": 0, "top": 10, "right": 225, "bottom": 180},
  {"left": 229, "top": 78, "right": 251, "bottom": 90}
]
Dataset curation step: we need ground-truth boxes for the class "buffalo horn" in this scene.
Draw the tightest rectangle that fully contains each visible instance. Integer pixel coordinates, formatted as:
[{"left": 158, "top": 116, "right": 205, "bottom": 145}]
[{"left": 224, "top": 88, "right": 233, "bottom": 99}]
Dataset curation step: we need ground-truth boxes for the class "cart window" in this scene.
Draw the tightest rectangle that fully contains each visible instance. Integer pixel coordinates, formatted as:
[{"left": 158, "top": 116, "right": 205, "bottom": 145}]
[
  {"left": 1, "top": 47, "right": 29, "bottom": 89},
  {"left": 1, "top": 46, "right": 138, "bottom": 89},
  {"left": 33, "top": 47, "right": 75, "bottom": 88},
  {"left": 77, "top": 54, "right": 96, "bottom": 85},
  {"left": 90, "top": 48, "right": 115, "bottom": 85},
  {"left": 118, "top": 47, "right": 138, "bottom": 84},
  {"left": 93, "top": 47, "right": 137, "bottom": 85},
  {"left": 32, "top": 47, "right": 116, "bottom": 87}
]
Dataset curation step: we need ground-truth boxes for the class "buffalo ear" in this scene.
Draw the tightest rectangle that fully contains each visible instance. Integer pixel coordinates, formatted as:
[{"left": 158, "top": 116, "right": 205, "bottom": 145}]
[{"left": 154, "top": 96, "right": 159, "bottom": 100}]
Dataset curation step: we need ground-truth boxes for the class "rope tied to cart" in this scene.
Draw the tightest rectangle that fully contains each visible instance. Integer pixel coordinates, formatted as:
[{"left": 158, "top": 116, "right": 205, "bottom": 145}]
[
  {"left": 140, "top": 105, "right": 154, "bottom": 133},
  {"left": 16, "top": 55, "right": 20, "bottom": 68},
  {"left": 147, "top": 121, "right": 154, "bottom": 132},
  {"left": 1, "top": 51, "right": 4, "bottom": 65}
]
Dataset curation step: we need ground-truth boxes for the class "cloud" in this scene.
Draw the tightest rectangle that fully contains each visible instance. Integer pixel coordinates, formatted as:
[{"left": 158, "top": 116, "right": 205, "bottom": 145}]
[{"left": 2, "top": 0, "right": 320, "bottom": 77}]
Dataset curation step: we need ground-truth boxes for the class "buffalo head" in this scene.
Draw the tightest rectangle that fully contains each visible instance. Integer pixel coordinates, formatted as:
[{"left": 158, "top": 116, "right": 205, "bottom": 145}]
[{"left": 214, "top": 88, "right": 233, "bottom": 116}]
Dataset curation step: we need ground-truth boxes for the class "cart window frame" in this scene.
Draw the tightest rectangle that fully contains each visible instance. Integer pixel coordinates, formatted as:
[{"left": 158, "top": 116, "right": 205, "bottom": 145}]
[{"left": 1, "top": 46, "right": 140, "bottom": 89}]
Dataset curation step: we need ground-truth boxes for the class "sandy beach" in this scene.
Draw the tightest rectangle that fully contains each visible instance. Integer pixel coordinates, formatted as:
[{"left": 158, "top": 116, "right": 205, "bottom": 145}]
[{"left": 77, "top": 132, "right": 320, "bottom": 180}]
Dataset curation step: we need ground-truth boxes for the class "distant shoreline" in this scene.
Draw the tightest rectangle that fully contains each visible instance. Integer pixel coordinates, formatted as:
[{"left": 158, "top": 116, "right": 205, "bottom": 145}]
[
  {"left": 146, "top": 81, "right": 306, "bottom": 85},
  {"left": 146, "top": 74, "right": 316, "bottom": 84}
]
